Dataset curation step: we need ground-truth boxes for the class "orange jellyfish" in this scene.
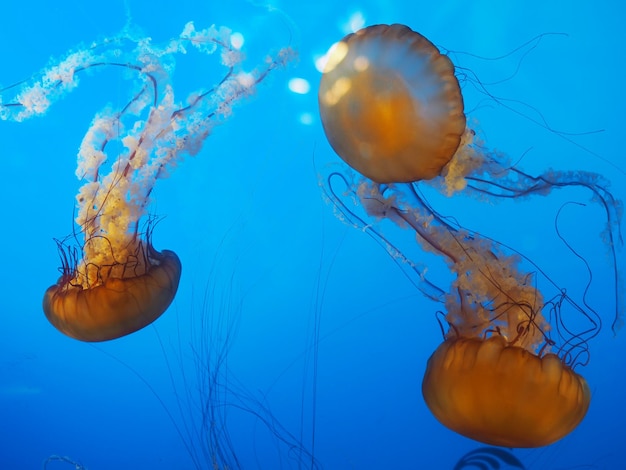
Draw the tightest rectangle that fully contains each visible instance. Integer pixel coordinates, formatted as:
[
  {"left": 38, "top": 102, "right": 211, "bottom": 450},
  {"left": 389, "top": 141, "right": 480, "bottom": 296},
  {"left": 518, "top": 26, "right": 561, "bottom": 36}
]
[
  {"left": 2, "top": 23, "right": 292, "bottom": 341},
  {"left": 319, "top": 24, "right": 623, "bottom": 447},
  {"left": 319, "top": 24, "right": 466, "bottom": 184}
]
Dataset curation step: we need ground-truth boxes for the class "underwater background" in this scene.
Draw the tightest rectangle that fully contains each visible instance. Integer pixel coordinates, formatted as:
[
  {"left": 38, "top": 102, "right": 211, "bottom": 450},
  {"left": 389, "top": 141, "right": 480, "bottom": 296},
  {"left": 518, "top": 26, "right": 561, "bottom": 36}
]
[{"left": 1, "top": 0, "right": 624, "bottom": 468}]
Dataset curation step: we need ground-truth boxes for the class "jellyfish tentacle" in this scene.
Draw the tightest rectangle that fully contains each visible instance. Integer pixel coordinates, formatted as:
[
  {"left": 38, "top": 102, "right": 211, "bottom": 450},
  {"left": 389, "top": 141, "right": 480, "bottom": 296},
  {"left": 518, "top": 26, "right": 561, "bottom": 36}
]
[
  {"left": 449, "top": 157, "right": 624, "bottom": 332},
  {"left": 323, "top": 171, "right": 447, "bottom": 303}
]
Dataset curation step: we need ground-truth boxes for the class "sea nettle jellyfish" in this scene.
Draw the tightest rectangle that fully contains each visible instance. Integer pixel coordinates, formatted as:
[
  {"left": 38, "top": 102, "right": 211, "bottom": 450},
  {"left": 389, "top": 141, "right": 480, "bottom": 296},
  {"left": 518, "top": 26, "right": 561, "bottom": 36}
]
[
  {"left": 1, "top": 22, "right": 292, "bottom": 341},
  {"left": 319, "top": 24, "right": 623, "bottom": 447}
]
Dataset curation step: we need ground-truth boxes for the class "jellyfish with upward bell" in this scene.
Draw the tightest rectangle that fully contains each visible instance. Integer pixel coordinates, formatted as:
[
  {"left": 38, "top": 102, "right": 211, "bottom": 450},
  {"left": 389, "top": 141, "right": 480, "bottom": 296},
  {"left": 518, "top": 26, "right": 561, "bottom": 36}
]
[
  {"left": 319, "top": 23, "right": 623, "bottom": 447},
  {"left": 1, "top": 22, "right": 292, "bottom": 341}
]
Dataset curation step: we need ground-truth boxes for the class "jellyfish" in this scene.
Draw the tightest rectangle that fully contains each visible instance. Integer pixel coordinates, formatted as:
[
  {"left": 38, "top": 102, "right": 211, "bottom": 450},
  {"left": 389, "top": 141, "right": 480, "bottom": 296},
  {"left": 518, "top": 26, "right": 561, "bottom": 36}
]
[
  {"left": 319, "top": 24, "right": 623, "bottom": 447},
  {"left": 319, "top": 23, "right": 466, "bottom": 184},
  {"left": 453, "top": 447, "right": 525, "bottom": 470},
  {"left": 43, "top": 455, "right": 88, "bottom": 470},
  {"left": 1, "top": 23, "right": 292, "bottom": 341}
]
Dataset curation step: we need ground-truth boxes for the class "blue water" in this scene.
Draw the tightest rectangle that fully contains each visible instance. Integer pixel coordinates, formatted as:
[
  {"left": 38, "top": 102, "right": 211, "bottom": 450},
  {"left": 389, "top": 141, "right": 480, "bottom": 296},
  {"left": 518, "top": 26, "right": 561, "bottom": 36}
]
[{"left": 1, "top": 0, "right": 624, "bottom": 468}]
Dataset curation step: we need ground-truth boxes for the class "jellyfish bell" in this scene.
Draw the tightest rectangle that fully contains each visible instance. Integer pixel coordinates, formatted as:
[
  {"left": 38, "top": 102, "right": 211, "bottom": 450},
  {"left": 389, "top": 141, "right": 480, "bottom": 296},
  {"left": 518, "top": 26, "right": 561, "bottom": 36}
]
[
  {"left": 318, "top": 24, "right": 466, "bottom": 184},
  {"left": 43, "top": 242, "right": 181, "bottom": 342},
  {"left": 452, "top": 446, "right": 527, "bottom": 470},
  {"left": 422, "top": 336, "right": 590, "bottom": 448}
]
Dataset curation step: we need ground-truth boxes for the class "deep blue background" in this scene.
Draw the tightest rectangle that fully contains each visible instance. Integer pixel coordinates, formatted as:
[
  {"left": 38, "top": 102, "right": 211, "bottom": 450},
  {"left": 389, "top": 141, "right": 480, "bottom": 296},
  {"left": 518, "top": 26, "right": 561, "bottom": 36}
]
[{"left": 1, "top": 0, "right": 624, "bottom": 468}]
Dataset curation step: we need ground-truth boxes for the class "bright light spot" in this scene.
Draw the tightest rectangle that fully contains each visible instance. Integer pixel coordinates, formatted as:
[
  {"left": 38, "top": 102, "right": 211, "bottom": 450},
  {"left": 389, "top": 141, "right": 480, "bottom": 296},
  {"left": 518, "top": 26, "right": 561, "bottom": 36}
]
[
  {"left": 298, "top": 112, "right": 314, "bottom": 125},
  {"left": 354, "top": 56, "right": 369, "bottom": 72},
  {"left": 230, "top": 33, "right": 244, "bottom": 50},
  {"left": 316, "top": 41, "right": 348, "bottom": 73},
  {"left": 320, "top": 77, "right": 351, "bottom": 107},
  {"left": 341, "top": 11, "right": 365, "bottom": 34},
  {"left": 314, "top": 54, "right": 328, "bottom": 73},
  {"left": 288, "top": 78, "right": 310, "bottom": 94}
]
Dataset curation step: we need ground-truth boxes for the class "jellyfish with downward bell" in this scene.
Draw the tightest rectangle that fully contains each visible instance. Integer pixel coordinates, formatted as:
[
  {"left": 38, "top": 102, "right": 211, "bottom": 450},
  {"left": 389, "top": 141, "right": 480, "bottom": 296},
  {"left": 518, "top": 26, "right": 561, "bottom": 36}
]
[
  {"left": 319, "top": 24, "right": 623, "bottom": 447},
  {"left": 1, "top": 22, "right": 292, "bottom": 341}
]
